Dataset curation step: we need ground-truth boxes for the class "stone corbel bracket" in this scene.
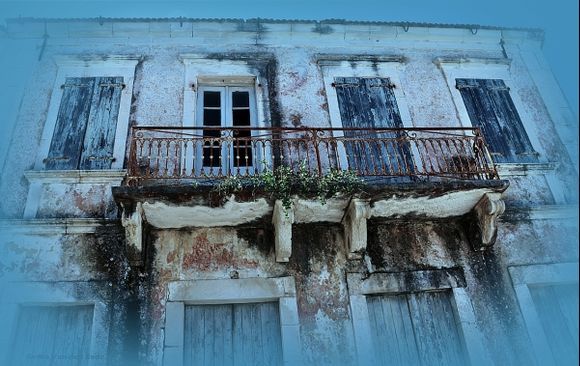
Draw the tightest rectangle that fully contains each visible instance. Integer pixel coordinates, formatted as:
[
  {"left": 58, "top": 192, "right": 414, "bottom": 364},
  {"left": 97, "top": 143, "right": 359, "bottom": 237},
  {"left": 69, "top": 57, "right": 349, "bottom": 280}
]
[
  {"left": 342, "top": 199, "right": 371, "bottom": 259},
  {"left": 120, "top": 201, "right": 144, "bottom": 266},
  {"left": 273, "top": 200, "right": 295, "bottom": 262},
  {"left": 470, "top": 193, "right": 505, "bottom": 251}
]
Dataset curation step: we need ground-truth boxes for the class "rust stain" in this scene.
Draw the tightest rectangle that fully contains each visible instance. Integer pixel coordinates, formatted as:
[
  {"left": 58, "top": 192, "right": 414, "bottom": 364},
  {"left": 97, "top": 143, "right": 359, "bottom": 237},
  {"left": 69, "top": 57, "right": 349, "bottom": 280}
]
[
  {"left": 182, "top": 233, "right": 258, "bottom": 271},
  {"left": 166, "top": 249, "right": 177, "bottom": 264},
  {"left": 290, "top": 113, "right": 302, "bottom": 127}
]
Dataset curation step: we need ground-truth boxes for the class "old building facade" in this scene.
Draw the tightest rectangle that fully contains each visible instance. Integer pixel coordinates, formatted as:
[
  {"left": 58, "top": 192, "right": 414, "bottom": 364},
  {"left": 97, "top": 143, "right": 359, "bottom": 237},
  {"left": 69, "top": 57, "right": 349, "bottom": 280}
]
[{"left": 0, "top": 18, "right": 578, "bottom": 366}]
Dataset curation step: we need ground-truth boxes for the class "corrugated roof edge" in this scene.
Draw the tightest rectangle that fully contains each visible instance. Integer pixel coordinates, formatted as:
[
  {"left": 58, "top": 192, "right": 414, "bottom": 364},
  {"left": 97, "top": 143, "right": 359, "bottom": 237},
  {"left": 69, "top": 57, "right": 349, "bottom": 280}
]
[{"left": 4, "top": 16, "right": 544, "bottom": 35}]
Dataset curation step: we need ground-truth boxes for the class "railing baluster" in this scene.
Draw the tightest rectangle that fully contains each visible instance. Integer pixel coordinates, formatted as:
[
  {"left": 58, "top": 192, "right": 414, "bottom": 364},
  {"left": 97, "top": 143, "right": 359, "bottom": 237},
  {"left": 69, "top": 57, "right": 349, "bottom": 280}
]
[{"left": 125, "top": 126, "right": 498, "bottom": 184}]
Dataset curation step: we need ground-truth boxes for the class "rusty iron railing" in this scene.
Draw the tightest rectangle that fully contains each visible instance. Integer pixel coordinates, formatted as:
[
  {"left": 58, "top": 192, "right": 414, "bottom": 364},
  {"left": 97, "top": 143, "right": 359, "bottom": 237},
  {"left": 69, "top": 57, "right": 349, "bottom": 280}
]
[{"left": 125, "top": 126, "right": 498, "bottom": 185}]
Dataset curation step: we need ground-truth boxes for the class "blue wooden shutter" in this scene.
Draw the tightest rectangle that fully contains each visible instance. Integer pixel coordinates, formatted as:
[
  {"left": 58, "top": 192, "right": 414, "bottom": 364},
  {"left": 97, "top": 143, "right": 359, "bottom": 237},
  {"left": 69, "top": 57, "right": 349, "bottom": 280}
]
[
  {"left": 529, "top": 284, "right": 579, "bottom": 366},
  {"left": 367, "top": 291, "right": 468, "bottom": 366},
  {"left": 456, "top": 78, "right": 536, "bottom": 163},
  {"left": 45, "top": 77, "right": 95, "bottom": 170},
  {"left": 334, "top": 77, "right": 414, "bottom": 176},
  {"left": 80, "top": 76, "right": 123, "bottom": 169},
  {"left": 183, "top": 302, "right": 283, "bottom": 366},
  {"left": 11, "top": 305, "right": 94, "bottom": 366}
]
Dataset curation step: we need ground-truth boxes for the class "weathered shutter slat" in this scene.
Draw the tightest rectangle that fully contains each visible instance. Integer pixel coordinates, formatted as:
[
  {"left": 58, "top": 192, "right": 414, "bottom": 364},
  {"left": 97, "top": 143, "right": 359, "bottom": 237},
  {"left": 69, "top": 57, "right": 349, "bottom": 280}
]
[
  {"left": 184, "top": 302, "right": 282, "bottom": 366},
  {"left": 46, "top": 77, "right": 95, "bottom": 170},
  {"left": 367, "top": 291, "right": 467, "bottom": 366},
  {"left": 11, "top": 306, "right": 94, "bottom": 366},
  {"left": 334, "top": 77, "right": 414, "bottom": 176},
  {"left": 457, "top": 78, "right": 536, "bottom": 163},
  {"left": 80, "top": 76, "right": 123, "bottom": 169},
  {"left": 367, "top": 294, "right": 421, "bottom": 366},
  {"left": 529, "top": 284, "right": 580, "bottom": 366}
]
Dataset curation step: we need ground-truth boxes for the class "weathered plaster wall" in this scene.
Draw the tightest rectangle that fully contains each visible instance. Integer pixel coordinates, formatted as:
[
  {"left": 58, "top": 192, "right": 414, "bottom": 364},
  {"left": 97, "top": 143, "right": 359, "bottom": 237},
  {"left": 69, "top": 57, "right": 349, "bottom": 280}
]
[
  {"left": 0, "top": 23, "right": 575, "bottom": 218},
  {"left": 0, "top": 20, "right": 577, "bottom": 366}
]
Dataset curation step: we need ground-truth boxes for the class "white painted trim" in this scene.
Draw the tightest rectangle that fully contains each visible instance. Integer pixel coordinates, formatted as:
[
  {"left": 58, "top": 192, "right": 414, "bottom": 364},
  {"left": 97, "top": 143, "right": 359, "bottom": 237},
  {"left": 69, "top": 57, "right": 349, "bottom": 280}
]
[
  {"left": 180, "top": 57, "right": 268, "bottom": 130},
  {"left": 347, "top": 270, "right": 489, "bottom": 366},
  {"left": 164, "top": 276, "right": 301, "bottom": 366},
  {"left": 34, "top": 56, "right": 139, "bottom": 171},
  {"left": 320, "top": 59, "right": 413, "bottom": 130},
  {"left": 436, "top": 60, "right": 543, "bottom": 161},
  {"left": 508, "top": 263, "right": 579, "bottom": 366},
  {"left": 22, "top": 169, "right": 126, "bottom": 219},
  {"left": 508, "top": 262, "right": 579, "bottom": 286},
  {"left": 24, "top": 169, "right": 127, "bottom": 184},
  {"left": 501, "top": 204, "right": 579, "bottom": 221},
  {"left": 495, "top": 163, "right": 557, "bottom": 177},
  {"left": 0, "top": 281, "right": 111, "bottom": 366},
  {"left": 0, "top": 218, "right": 119, "bottom": 235}
]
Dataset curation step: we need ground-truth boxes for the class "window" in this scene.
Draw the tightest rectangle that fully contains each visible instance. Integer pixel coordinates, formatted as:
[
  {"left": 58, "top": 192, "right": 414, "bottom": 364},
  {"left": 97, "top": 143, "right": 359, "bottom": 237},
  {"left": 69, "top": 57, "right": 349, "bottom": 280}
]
[
  {"left": 34, "top": 56, "right": 138, "bottom": 172},
  {"left": 348, "top": 270, "right": 489, "bottom": 366},
  {"left": 163, "top": 277, "right": 301, "bottom": 366},
  {"left": 183, "top": 302, "right": 283, "bottom": 366},
  {"left": 456, "top": 78, "right": 537, "bottom": 163},
  {"left": 0, "top": 281, "right": 110, "bottom": 366},
  {"left": 196, "top": 86, "right": 258, "bottom": 174},
  {"left": 509, "top": 263, "right": 579, "bottom": 366},
  {"left": 367, "top": 291, "right": 468, "bottom": 366},
  {"left": 333, "top": 77, "right": 414, "bottom": 175},
  {"left": 45, "top": 77, "right": 123, "bottom": 170},
  {"left": 11, "top": 305, "right": 94, "bottom": 366}
]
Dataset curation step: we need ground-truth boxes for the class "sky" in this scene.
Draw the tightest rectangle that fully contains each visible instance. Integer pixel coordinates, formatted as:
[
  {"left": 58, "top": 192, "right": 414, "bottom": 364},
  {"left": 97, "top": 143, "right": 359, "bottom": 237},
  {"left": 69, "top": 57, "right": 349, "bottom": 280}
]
[{"left": 0, "top": 0, "right": 578, "bottom": 114}]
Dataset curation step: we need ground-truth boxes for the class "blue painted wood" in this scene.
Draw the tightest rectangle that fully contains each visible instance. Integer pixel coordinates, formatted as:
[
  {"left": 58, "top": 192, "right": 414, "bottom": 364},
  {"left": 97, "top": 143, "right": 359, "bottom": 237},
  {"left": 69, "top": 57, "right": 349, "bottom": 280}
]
[
  {"left": 367, "top": 291, "right": 468, "bottom": 366},
  {"left": 334, "top": 77, "right": 414, "bottom": 176},
  {"left": 184, "top": 302, "right": 283, "bottom": 366},
  {"left": 11, "top": 305, "right": 94, "bottom": 366},
  {"left": 456, "top": 78, "right": 537, "bottom": 163}
]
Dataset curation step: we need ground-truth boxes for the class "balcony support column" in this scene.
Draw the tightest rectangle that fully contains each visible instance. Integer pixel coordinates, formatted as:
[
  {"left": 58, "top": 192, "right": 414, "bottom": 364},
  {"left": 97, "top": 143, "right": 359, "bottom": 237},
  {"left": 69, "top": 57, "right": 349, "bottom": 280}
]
[
  {"left": 273, "top": 200, "right": 294, "bottom": 263},
  {"left": 469, "top": 193, "right": 505, "bottom": 251},
  {"left": 342, "top": 199, "right": 371, "bottom": 259}
]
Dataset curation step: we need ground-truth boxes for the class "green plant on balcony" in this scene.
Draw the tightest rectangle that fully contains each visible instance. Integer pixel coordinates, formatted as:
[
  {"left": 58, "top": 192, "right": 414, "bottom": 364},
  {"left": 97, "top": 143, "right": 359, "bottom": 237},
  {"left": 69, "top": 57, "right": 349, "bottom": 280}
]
[{"left": 213, "top": 161, "right": 365, "bottom": 211}]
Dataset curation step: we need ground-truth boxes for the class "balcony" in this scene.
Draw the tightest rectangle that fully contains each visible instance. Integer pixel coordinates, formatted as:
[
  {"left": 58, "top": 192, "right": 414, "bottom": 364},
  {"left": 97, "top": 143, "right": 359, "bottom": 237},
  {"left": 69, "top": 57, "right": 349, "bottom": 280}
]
[
  {"left": 125, "top": 126, "right": 499, "bottom": 184},
  {"left": 114, "top": 126, "right": 508, "bottom": 263}
]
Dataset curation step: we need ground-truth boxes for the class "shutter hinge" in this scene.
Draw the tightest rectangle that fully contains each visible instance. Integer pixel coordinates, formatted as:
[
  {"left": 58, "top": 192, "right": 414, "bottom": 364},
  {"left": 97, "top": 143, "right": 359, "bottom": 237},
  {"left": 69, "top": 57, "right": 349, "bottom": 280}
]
[
  {"left": 87, "top": 156, "right": 116, "bottom": 161},
  {"left": 61, "top": 83, "right": 92, "bottom": 89},
  {"left": 99, "top": 83, "right": 126, "bottom": 89}
]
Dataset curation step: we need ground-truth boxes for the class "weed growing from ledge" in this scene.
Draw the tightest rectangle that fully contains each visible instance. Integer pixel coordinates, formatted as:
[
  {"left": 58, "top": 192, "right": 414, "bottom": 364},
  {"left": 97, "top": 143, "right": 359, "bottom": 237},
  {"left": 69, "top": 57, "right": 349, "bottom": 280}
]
[{"left": 213, "top": 161, "right": 365, "bottom": 211}]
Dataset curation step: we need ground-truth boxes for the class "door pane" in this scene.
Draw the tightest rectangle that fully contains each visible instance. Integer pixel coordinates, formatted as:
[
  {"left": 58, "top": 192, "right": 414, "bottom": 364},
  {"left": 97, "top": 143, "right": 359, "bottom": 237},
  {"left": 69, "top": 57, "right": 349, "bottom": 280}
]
[
  {"left": 184, "top": 302, "right": 283, "bottom": 366},
  {"left": 529, "top": 283, "right": 579, "bottom": 366},
  {"left": 11, "top": 305, "right": 94, "bottom": 366},
  {"left": 203, "top": 91, "right": 222, "bottom": 167},
  {"left": 232, "top": 91, "right": 253, "bottom": 168},
  {"left": 367, "top": 291, "right": 468, "bottom": 366}
]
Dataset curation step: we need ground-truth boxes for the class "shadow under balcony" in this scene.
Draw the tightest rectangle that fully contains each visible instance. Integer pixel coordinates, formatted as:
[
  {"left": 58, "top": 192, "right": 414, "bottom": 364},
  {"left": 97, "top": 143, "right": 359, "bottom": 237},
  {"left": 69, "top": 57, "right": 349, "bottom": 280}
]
[{"left": 112, "top": 126, "right": 509, "bottom": 263}]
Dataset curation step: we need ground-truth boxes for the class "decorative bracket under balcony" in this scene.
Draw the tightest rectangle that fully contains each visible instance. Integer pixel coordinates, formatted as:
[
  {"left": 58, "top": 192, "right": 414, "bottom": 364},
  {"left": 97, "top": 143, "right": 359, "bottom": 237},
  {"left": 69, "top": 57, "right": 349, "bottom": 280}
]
[
  {"left": 342, "top": 199, "right": 371, "bottom": 259},
  {"left": 120, "top": 201, "right": 144, "bottom": 266},
  {"left": 469, "top": 193, "right": 505, "bottom": 251}
]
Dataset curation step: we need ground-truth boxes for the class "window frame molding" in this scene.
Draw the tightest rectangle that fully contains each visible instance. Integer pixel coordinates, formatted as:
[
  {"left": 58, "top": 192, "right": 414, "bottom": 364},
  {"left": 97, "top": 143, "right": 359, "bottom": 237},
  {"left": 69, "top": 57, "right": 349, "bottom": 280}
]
[
  {"left": 347, "top": 269, "right": 490, "bottom": 366},
  {"left": 319, "top": 59, "right": 414, "bottom": 171},
  {"left": 0, "top": 281, "right": 111, "bottom": 366},
  {"left": 435, "top": 58, "right": 543, "bottom": 161},
  {"left": 319, "top": 59, "right": 413, "bottom": 132},
  {"left": 34, "top": 55, "right": 139, "bottom": 172},
  {"left": 180, "top": 55, "right": 269, "bottom": 130},
  {"left": 163, "top": 276, "right": 301, "bottom": 366},
  {"left": 508, "top": 262, "right": 579, "bottom": 366}
]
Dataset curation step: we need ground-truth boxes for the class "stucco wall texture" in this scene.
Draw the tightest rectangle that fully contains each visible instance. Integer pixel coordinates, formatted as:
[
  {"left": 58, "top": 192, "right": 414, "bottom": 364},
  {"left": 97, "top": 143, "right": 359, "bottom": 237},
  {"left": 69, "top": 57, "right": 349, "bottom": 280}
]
[{"left": 0, "top": 19, "right": 577, "bottom": 366}]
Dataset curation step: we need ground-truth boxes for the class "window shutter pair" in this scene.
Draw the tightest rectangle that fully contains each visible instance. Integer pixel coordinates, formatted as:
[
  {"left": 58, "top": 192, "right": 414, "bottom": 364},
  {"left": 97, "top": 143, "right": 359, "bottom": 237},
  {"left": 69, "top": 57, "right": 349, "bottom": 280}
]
[
  {"left": 334, "top": 77, "right": 415, "bottom": 176},
  {"left": 45, "top": 76, "right": 123, "bottom": 170},
  {"left": 456, "top": 78, "right": 537, "bottom": 163}
]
